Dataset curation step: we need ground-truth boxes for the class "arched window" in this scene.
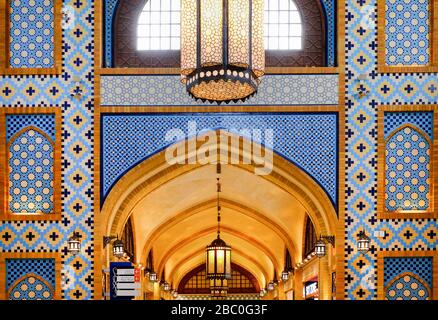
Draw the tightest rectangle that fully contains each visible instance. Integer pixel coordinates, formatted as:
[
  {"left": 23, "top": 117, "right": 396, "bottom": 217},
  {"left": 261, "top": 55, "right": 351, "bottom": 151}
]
[
  {"left": 112, "top": 0, "right": 327, "bottom": 68},
  {"left": 264, "top": 0, "right": 302, "bottom": 50},
  {"left": 303, "top": 215, "right": 317, "bottom": 258},
  {"left": 178, "top": 264, "right": 259, "bottom": 294},
  {"left": 122, "top": 217, "right": 135, "bottom": 260},
  {"left": 146, "top": 250, "right": 153, "bottom": 271},
  {"left": 137, "top": 0, "right": 181, "bottom": 50}
]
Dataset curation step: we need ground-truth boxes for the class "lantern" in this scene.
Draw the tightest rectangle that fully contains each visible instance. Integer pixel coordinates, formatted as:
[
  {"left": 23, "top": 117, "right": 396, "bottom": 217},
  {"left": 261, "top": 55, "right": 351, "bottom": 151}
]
[
  {"left": 181, "top": 0, "right": 265, "bottom": 103},
  {"left": 163, "top": 282, "right": 171, "bottom": 292},
  {"left": 357, "top": 230, "right": 371, "bottom": 253},
  {"left": 267, "top": 281, "right": 275, "bottom": 292},
  {"left": 281, "top": 270, "right": 290, "bottom": 282},
  {"left": 206, "top": 164, "right": 232, "bottom": 280},
  {"left": 315, "top": 238, "right": 327, "bottom": 258},
  {"left": 206, "top": 237, "right": 232, "bottom": 280},
  {"left": 67, "top": 232, "right": 81, "bottom": 255},
  {"left": 149, "top": 272, "right": 158, "bottom": 282},
  {"left": 112, "top": 238, "right": 125, "bottom": 258}
]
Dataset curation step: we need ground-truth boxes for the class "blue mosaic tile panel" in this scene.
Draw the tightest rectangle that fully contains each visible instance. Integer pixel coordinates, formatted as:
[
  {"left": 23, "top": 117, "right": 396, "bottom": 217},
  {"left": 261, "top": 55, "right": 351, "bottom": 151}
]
[
  {"left": 101, "top": 113, "right": 338, "bottom": 205},
  {"left": 9, "top": 129, "right": 54, "bottom": 214},
  {"left": 385, "top": 127, "right": 430, "bottom": 211},
  {"left": 384, "top": 112, "right": 433, "bottom": 141},
  {"left": 100, "top": 75, "right": 339, "bottom": 106},
  {"left": 6, "top": 114, "right": 56, "bottom": 142},
  {"left": 9, "top": 275, "right": 54, "bottom": 300},
  {"left": 385, "top": 0, "right": 430, "bottom": 66},
  {"left": 384, "top": 257, "right": 432, "bottom": 288},
  {"left": 6, "top": 258, "right": 56, "bottom": 288},
  {"left": 9, "top": 0, "right": 55, "bottom": 68}
]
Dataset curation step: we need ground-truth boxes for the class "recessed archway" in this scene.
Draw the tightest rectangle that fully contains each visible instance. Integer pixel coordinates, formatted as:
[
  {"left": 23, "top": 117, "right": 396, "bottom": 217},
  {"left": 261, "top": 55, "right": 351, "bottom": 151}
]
[{"left": 97, "top": 132, "right": 339, "bottom": 300}]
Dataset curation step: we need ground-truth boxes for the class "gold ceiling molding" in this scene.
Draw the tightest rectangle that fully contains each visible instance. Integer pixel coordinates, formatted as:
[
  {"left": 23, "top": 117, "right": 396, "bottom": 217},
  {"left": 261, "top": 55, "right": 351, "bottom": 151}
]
[{"left": 141, "top": 198, "right": 294, "bottom": 267}]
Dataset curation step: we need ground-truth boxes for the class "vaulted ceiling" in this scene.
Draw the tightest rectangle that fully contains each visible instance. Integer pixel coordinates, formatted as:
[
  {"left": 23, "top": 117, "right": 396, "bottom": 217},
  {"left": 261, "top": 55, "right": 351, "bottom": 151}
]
[{"left": 129, "top": 164, "right": 309, "bottom": 288}]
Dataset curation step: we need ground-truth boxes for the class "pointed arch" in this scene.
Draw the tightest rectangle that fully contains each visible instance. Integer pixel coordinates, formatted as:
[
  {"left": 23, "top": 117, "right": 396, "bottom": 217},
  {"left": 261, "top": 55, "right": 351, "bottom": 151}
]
[
  {"left": 385, "top": 272, "right": 431, "bottom": 300},
  {"left": 8, "top": 273, "right": 54, "bottom": 301}
]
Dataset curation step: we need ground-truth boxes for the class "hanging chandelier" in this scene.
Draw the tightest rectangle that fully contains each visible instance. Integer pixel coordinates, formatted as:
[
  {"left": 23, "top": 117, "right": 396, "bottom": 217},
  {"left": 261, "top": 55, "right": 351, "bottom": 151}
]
[
  {"left": 206, "top": 163, "right": 232, "bottom": 297},
  {"left": 181, "top": 0, "right": 265, "bottom": 103}
]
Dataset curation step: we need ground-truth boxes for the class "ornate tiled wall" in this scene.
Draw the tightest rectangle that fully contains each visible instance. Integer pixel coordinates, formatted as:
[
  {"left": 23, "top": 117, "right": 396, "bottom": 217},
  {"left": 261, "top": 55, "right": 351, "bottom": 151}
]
[
  {"left": 103, "top": 0, "right": 337, "bottom": 68},
  {"left": 384, "top": 257, "right": 432, "bottom": 300},
  {"left": 385, "top": 0, "right": 430, "bottom": 66},
  {"left": 100, "top": 75, "right": 339, "bottom": 106},
  {"left": 344, "top": 0, "right": 437, "bottom": 300},
  {"left": 101, "top": 113, "right": 339, "bottom": 206},
  {"left": 0, "top": 0, "right": 95, "bottom": 300},
  {"left": 9, "top": 0, "right": 55, "bottom": 68}
]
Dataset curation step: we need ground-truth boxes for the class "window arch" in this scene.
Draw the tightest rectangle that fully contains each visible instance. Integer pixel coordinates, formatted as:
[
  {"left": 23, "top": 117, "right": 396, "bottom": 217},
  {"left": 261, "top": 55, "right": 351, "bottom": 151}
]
[
  {"left": 264, "top": 0, "right": 302, "bottom": 50},
  {"left": 137, "top": 0, "right": 181, "bottom": 50},
  {"left": 178, "top": 264, "right": 260, "bottom": 294},
  {"left": 113, "top": 0, "right": 327, "bottom": 68},
  {"left": 303, "top": 215, "right": 317, "bottom": 258},
  {"left": 121, "top": 217, "right": 135, "bottom": 260}
]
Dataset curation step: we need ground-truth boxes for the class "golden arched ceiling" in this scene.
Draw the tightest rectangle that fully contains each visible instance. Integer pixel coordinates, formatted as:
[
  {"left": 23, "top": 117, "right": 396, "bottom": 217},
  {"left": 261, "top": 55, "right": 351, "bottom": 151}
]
[
  {"left": 131, "top": 165, "right": 308, "bottom": 264},
  {"left": 99, "top": 136, "right": 339, "bottom": 292}
]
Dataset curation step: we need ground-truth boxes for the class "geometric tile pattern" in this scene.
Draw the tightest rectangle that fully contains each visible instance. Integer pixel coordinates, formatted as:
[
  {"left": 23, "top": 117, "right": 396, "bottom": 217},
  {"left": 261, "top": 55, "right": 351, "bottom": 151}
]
[
  {"left": 9, "top": 274, "right": 54, "bottom": 300},
  {"left": 6, "top": 114, "right": 56, "bottom": 142},
  {"left": 103, "top": 0, "right": 337, "bottom": 67},
  {"left": 384, "top": 111, "right": 433, "bottom": 141},
  {"left": 6, "top": 258, "right": 55, "bottom": 288},
  {"left": 9, "top": 129, "right": 54, "bottom": 214},
  {"left": 385, "top": 127, "right": 430, "bottom": 211},
  {"left": 385, "top": 0, "right": 430, "bottom": 66},
  {"left": 101, "top": 113, "right": 339, "bottom": 205},
  {"left": 0, "top": 0, "right": 95, "bottom": 300},
  {"left": 344, "top": 0, "right": 438, "bottom": 300},
  {"left": 384, "top": 257, "right": 433, "bottom": 288},
  {"left": 9, "top": 0, "right": 55, "bottom": 68},
  {"left": 385, "top": 273, "right": 430, "bottom": 300},
  {"left": 100, "top": 75, "right": 340, "bottom": 106}
]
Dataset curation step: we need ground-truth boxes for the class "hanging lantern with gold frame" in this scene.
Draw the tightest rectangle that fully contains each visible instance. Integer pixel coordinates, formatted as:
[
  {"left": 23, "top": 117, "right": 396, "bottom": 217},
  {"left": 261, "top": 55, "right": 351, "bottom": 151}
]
[{"left": 181, "top": 0, "right": 265, "bottom": 103}]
